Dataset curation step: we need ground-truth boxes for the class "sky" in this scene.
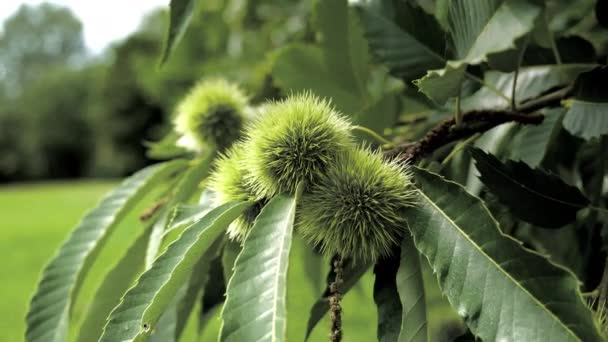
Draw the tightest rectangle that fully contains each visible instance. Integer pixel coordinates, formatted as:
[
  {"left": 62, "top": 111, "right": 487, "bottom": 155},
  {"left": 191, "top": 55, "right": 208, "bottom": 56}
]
[{"left": 0, "top": 0, "right": 168, "bottom": 53}]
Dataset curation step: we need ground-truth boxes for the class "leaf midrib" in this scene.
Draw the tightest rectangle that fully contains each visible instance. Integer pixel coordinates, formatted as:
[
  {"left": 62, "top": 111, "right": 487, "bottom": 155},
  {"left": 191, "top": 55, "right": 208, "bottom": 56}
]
[{"left": 415, "top": 188, "right": 580, "bottom": 340}]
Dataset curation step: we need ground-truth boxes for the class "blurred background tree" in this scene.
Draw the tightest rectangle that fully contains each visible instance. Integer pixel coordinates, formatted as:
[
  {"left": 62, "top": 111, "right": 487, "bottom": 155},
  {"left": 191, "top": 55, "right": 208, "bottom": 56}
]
[{"left": 0, "top": 0, "right": 310, "bottom": 182}]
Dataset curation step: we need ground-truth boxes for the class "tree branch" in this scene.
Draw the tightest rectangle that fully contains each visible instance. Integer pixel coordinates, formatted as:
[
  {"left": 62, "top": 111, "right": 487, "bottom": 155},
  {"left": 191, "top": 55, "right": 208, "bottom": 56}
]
[
  {"left": 388, "top": 85, "right": 573, "bottom": 163},
  {"left": 393, "top": 111, "right": 544, "bottom": 163}
]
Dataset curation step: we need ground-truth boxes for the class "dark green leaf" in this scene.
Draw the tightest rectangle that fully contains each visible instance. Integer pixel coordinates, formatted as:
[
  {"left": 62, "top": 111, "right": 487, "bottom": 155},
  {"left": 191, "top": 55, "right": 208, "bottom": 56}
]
[
  {"left": 397, "top": 235, "right": 427, "bottom": 342},
  {"left": 220, "top": 192, "right": 299, "bottom": 342},
  {"left": 100, "top": 201, "right": 251, "bottom": 341},
  {"left": 160, "top": 0, "right": 195, "bottom": 64},
  {"left": 25, "top": 160, "right": 186, "bottom": 342},
  {"left": 199, "top": 254, "right": 227, "bottom": 334},
  {"left": 563, "top": 67, "right": 608, "bottom": 140},
  {"left": 374, "top": 253, "right": 402, "bottom": 342},
  {"left": 409, "top": 167, "right": 602, "bottom": 341},
  {"left": 471, "top": 147, "right": 590, "bottom": 228},
  {"left": 355, "top": 0, "right": 447, "bottom": 81},
  {"left": 598, "top": 0, "right": 608, "bottom": 28},
  {"left": 315, "top": 0, "right": 369, "bottom": 97}
]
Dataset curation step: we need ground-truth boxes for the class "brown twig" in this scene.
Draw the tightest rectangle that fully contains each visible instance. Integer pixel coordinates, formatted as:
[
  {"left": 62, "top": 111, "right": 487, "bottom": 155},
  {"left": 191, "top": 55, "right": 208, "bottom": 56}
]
[
  {"left": 329, "top": 257, "right": 344, "bottom": 342},
  {"left": 139, "top": 198, "right": 168, "bottom": 221},
  {"left": 392, "top": 111, "right": 544, "bottom": 163},
  {"left": 388, "top": 85, "right": 573, "bottom": 163}
]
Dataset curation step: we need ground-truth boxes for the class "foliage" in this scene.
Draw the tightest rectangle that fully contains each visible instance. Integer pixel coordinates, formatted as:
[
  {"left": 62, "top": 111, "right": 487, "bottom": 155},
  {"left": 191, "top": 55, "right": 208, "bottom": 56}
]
[{"left": 25, "top": 0, "right": 608, "bottom": 341}]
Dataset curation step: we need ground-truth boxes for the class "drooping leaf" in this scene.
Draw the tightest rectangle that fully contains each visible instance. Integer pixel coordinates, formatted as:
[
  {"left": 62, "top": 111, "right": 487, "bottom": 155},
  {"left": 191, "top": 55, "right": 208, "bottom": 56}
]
[
  {"left": 374, "top": 253, "right": 402, "bottom": 341},
  {"left": 462, "top": 64, "right": 596, "bottom": 111},
  {"left": 25, "top": 160, "right": 186, "bottom": 342},
  {"left": 563, "top": 67, "right": 608, "bottom": 140},
  {"left": 507, "top": 108, "right": 565, "bottom": 167},
  {"left": 173, "top": 237, "right": 224, "bottom": 340},
  {"left": 147, "top": 153, "right": 215, "bottom": 267},
  {"left": 100, "top": 201, "right": 252, "bottom": 341},
  {"left": 397, "top": 235, "right": 427, "bottom": 342},
  {"left": 75, "top": 228, "right": 152, "bottom": 342},
  {"left": 409, "top": 167, "right": 602, "bottom": 341},
  {"left": 160, "top": 0, "right": 195, "bottom": 64},
  {"left": 355, "top": 0, "right": 447, "bottom": 81},
  {"left": 305, "top": 260, "right": 371, "bottom": 339},
  {"left": 471, "top": 148, "right": 590, "bottom": 228},
  {"left": 220, "top": 192, "right": 299, "bottom": 342}
]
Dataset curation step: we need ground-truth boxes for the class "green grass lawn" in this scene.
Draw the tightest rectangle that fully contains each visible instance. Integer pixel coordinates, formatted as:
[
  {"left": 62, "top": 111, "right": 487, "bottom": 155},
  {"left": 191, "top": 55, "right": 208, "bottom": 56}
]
[
  {"left": 1, "top": 180, "right": 461, "bottom": 342},
  {"left": 0, "top": 181, "right": 116, "bottom": 342}
]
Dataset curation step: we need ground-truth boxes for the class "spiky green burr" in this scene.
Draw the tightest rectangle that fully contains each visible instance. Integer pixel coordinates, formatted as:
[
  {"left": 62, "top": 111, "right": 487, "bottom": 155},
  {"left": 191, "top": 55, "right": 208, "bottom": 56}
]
[{"left": 297, "top": 147, "right": 416, "bottom": 263}]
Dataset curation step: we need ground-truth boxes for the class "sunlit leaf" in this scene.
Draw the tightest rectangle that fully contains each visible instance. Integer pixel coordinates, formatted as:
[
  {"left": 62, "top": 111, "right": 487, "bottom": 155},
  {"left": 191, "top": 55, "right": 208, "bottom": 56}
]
[
  {"left": 100, "top": 201, "right": 251, "bottom": 341},
  {"left": 25, "top": 160, "right": 186, "bottom": 342},
  {"left": 220, "top": 192, "right": 299, "bottom": 342}
]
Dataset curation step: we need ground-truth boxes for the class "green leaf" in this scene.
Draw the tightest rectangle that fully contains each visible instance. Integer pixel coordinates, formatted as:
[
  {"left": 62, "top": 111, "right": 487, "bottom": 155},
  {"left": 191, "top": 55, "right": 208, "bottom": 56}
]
[
  {"left": 563, "top": 67, "right": 608, "bottom": 140},
  {"left": 147, "top": 153, "right": 215, "bottom": 267},
  {"left": 462, "top": 64, "right": 596, "bottom": 110},
  {"left": 409, "top": 167, "right": 602, "bottom": 341},
  {"left": 199, "top": 254, "right": 228, "bottom": 334},
  {"left": 374, "top": 254, "right": 402, "bottom": 341},
  {"left": 25, "top": 161, "right": 186, "bottom": 342},
  {"left": 471, "top": 148, "right": 590, "bottom": 228},
  {"left": 355, "top": 0, "right": 447, "bottom": 81},
  {"left": 174, "top": 237, "right": 223, "bottom": 340},
  {"left": 507, "top": 108, "right": 564, "bottom": 167},
  {"left": 220, "top": 192, "right": 299, "bottom": 342},
  {"left": 145, "top": 131, "right": 191, "bottom": 160},
  {"left": 100, "top": 201, "right": 252, "bottom": 342},
  {"left": 75, "top": 228, "right": 151, "bottom": 342},
  {"left": 315, "top": 0, "right": 369, "bottom": 97},
  {"left": 305, "top": 260, "right": 371, "bottom": 339},
  {"left": 414, "top": 64, "right": 466, "bottom": 104},
  {"left": 271, "top": 44, "right": 363, "bottom": 115},
  {"left": 397, "top": 235, "right": 427, "bottom": 342},
  {"left": 448, "top": 0, "right": 541, "bottom": 64},
  {"left": 160, "top": 190, "right": 218, "bottom": 255},
  {"left": 416, "top": 0, "right": 542, "bottom": 103},
  {"left": 160, "top": 0, "right": 195, "bottom": 64}
]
